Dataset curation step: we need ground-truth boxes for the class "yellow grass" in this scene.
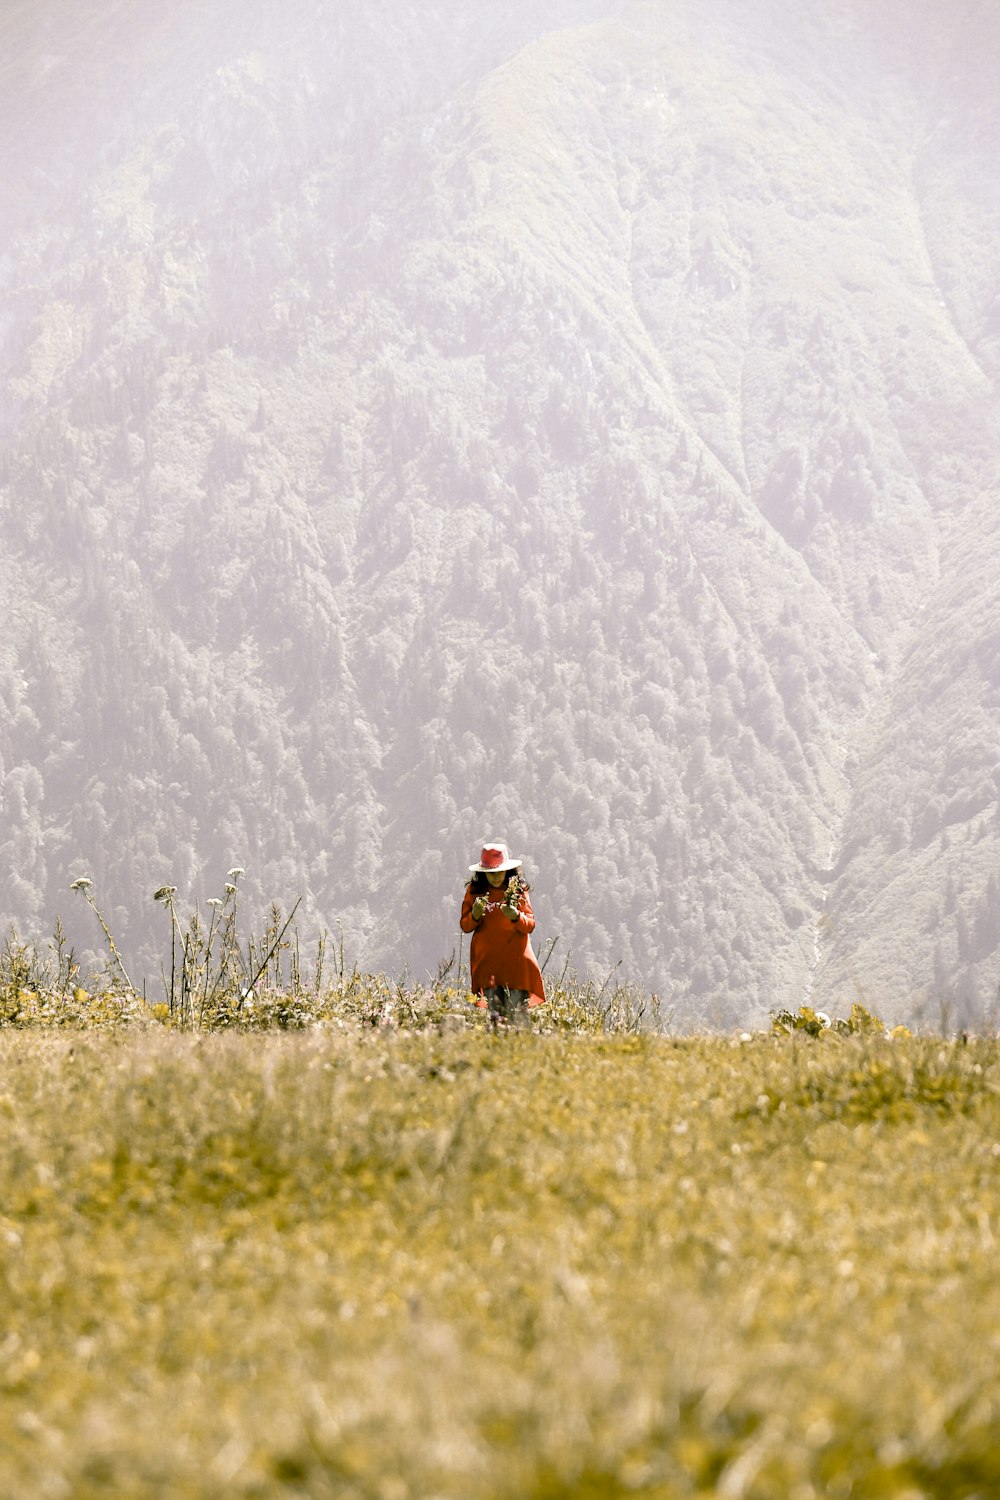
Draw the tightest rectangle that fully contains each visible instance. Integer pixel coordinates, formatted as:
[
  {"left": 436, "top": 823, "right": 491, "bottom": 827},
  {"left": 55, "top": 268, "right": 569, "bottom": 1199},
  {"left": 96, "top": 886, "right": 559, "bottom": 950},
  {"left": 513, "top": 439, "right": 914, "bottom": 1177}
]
[{"left": 1, "top": 1022, "right": 998, "bottom": 1498}]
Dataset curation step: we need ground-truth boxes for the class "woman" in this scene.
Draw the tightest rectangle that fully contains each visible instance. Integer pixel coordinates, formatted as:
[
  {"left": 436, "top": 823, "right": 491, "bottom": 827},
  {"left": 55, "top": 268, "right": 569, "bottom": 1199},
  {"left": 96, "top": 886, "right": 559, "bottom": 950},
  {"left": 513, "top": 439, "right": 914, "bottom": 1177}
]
[{"left": 460, "top": 841, "right": 546, "bottom": 1019}]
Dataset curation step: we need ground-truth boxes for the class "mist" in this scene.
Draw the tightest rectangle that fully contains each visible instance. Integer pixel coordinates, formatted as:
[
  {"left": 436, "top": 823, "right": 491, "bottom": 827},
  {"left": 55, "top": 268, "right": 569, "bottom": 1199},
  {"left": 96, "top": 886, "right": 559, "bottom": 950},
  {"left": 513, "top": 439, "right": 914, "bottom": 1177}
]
[{"left": 2, "top": 0, "right": 999, "bottom": 1027}]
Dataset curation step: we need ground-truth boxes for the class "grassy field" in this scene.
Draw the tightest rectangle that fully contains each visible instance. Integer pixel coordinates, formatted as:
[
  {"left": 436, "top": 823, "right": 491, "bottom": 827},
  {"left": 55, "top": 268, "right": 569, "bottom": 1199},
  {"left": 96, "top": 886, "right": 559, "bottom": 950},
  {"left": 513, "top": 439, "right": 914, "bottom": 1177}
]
[{"left": 1, "top": 1004, "right": 999, "bottom": 1499}]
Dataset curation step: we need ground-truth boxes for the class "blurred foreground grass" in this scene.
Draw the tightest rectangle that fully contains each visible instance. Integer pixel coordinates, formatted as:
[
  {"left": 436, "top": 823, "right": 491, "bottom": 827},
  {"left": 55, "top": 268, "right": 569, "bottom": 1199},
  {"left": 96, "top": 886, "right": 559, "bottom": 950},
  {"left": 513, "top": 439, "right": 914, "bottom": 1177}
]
[{"left": 1, "top": 1022, "right": 999, "bottom": 1499}]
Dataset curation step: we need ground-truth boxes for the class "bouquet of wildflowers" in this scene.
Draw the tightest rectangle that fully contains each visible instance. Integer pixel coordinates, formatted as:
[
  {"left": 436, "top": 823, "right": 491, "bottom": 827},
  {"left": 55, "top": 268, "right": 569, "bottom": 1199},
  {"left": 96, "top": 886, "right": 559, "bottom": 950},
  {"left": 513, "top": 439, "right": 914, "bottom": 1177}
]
[{"left": 503, "top": 872, "right": 523, "bottom": 919}]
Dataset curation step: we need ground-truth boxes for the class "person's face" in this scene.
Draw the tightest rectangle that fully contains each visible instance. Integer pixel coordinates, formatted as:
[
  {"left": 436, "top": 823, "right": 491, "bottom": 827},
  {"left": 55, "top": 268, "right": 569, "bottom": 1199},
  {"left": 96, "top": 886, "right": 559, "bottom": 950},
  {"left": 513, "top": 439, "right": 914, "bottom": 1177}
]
[{"left": 485, "top": 869, "right": 506, "bottom": 888}]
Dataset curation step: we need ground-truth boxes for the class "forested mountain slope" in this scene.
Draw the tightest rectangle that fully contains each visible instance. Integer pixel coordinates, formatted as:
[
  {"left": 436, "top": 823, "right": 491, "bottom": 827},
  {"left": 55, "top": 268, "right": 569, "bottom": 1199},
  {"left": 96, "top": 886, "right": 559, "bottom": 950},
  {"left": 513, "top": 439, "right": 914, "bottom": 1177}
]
[{"left": 1, "top": 0, "right": 998, "bottom": 1026}]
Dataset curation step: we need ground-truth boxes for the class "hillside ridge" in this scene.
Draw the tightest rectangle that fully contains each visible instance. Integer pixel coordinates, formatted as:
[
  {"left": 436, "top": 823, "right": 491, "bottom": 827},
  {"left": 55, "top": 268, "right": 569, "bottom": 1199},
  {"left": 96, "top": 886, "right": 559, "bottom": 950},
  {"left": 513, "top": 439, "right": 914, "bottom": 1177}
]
[{"left": 2, "top": 0, "right": 998, "bottom": 1027}]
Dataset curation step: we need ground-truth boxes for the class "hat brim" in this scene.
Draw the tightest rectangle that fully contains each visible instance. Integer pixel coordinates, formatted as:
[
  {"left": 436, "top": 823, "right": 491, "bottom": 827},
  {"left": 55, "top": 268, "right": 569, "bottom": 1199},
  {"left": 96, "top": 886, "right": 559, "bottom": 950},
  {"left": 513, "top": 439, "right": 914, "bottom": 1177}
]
[{"left": 469, "top": 857, "right": 522, "bottom": 873}]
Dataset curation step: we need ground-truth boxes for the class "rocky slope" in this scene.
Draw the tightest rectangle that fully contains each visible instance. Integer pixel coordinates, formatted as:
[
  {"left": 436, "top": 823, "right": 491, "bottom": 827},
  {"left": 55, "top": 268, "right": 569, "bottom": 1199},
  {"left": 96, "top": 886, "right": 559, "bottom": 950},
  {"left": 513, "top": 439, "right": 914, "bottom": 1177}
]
[{"left": 1, "top": 0, "right": 998, "bottom": 1025}]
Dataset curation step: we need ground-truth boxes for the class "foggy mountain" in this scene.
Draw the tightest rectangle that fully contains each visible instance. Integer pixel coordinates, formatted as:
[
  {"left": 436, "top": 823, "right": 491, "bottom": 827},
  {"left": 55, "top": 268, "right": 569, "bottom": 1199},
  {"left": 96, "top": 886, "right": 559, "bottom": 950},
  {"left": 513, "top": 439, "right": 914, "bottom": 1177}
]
[{"left": 2, "top": 0, "right": 999, "bottom": 1027}]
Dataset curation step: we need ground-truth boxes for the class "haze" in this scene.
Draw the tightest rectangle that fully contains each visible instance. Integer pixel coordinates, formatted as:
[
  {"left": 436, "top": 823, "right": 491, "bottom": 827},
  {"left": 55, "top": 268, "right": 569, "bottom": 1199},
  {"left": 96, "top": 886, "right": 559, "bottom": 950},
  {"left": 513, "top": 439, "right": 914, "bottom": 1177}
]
[{"left": 2, "top": 0, "right": 999, "bottom": 1027}]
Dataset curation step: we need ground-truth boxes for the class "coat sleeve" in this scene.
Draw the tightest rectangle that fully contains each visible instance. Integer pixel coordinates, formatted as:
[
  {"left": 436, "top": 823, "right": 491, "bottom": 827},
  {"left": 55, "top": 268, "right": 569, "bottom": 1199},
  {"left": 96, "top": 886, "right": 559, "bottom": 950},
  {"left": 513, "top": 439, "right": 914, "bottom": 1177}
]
[{"left": 460, "top": 886, "right": 480, "bottom": 934}]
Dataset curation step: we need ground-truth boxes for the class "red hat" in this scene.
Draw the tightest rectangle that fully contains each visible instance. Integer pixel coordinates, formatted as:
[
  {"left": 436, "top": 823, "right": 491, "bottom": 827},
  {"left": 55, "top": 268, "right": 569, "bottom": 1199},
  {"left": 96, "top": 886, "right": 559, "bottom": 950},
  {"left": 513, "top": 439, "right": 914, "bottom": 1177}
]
[{"left": 469, "top": 841, "right": 521, "bottom": 873}]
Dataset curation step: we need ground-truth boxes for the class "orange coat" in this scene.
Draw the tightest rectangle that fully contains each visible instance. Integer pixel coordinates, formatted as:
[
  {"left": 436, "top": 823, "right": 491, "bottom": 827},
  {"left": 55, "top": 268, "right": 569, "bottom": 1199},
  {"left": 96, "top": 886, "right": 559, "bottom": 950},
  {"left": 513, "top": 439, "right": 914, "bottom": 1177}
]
[{"left": 460, "top": 884, "right": 546, "bottom": 1004}]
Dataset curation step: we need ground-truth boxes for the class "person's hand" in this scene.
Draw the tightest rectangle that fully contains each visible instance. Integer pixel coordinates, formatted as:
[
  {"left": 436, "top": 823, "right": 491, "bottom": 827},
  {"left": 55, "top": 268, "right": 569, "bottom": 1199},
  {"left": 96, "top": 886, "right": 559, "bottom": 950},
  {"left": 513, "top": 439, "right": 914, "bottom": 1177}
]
[
  {"left": 503, "top": 899, "right": 520, "bottom": 922},
  {"left": 472, "top": 895, "right": 487, "bottom": 920}
]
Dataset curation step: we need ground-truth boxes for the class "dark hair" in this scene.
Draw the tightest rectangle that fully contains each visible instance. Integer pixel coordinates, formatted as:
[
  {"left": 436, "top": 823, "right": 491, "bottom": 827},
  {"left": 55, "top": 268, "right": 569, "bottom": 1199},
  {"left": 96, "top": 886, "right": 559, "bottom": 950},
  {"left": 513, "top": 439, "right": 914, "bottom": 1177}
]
[{"left": 467, "top": 868, "right": 530, "bottom": 894}]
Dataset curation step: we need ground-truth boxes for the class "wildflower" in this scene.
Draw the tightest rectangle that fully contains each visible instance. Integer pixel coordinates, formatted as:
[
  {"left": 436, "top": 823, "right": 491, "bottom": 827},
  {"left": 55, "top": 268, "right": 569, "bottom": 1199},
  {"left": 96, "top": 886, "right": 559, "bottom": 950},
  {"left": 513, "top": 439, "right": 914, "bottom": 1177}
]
[
  {"left": 504, "top": 872, "right": 523, "bottom": 915},
  {"left": 152, "top": 886, "right": 177, "bottom": 904},
  {"left": 70, "top": 877, "right": 93, "bottom": 892},
  {"left": 227, "top": 867, "right": 245, "bottom": 881}
]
